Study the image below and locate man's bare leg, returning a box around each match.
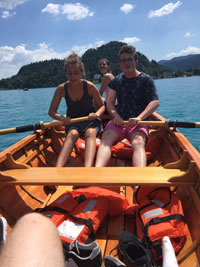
[131,132,147,167]
[95,129,119,167]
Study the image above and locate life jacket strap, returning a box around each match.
[35,205,95,235]
[143,214,186,257]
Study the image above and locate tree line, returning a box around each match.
[0,41,199,90]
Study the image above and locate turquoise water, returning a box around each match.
[0,76,200,152]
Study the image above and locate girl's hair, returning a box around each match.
[64,52,85,75]
[98,58,111,73]
[118,45,138,60]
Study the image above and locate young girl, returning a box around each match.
[49,53,105,167]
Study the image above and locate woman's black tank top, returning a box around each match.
[64,80,95,119]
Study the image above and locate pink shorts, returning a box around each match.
[105,119,149,143]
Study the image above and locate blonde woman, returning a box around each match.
[49,53,105,167]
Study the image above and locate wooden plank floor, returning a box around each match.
[95,185,135,264]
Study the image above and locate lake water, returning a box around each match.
[0,76,200,153]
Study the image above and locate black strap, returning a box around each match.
[143,214,186,256]
[138,202,154,233]
[144,214,186,236]
[148,187,172,208]
[35,205,95,235]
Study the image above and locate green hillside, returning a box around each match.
[158,54,200,72]
[0,41,168,90]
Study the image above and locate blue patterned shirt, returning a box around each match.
[108,72,159,120]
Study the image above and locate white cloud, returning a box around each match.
[70,40,104,55]
[1,10,16,18]
[165,46,200,59]
[0,0,26,10]
[61,3,94,20]
[184,32,194,38]
[41,3,60,15]
[149,1,182,18]
[121,37,140,45]
[184,32,191,38]
[120,4,134,14]
[42,3,94,20]
[0,41,105,79]
[95,40,105,47]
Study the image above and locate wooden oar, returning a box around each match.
[124,120,200,128]
[0,118,200,136]
[0,116,90,136]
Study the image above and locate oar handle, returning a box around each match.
[123,120,166,127]
[43,114,112,129]
[43,116,90,129]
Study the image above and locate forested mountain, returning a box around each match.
[0,59,66,90]
[158,54,200,72]
[82,41,167,80]
[0,41,168,90]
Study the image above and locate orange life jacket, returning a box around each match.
[135,186,188,262]
[75,136,162,161]
[75,138,101,159]
[36,186,129,244]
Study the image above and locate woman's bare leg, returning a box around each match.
[84,128,98,167]
[56,129,79,167]
[0,213,65,267]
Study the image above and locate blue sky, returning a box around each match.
[0,0,199,79]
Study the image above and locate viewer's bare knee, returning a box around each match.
[17,213,53,230]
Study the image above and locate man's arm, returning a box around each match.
[128,100,160,125]
[137,99,160,120]
[107,89,123,126]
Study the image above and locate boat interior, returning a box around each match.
[0,112,200,266]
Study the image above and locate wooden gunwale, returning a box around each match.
[0,132,42,163]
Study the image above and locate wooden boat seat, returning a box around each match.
[0,162,197,186]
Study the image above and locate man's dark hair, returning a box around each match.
[118,45,138,60]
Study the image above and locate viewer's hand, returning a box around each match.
[113,114,123,126]
[88,113,98,120]
[128,117,141,126]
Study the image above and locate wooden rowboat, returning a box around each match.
[0,112,200,266]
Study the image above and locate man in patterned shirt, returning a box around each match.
[95,45,160,167]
